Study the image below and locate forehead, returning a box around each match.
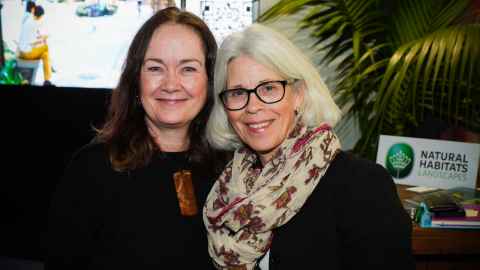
[227,55,282,86]
[145,23,205,59]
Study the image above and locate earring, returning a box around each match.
[294,108,299,115]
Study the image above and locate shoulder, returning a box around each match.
[26,17,36,27]
[326,151,390,182]
[70,142,107,163]
[320,151,400,207]
[211,149,234,175]
[193,149,233,179]
[318,150,411,229]
[52,144,111,209]
[200,150,233,181]
[64,142,112,176]
[55,143,125,204]
[24,15,34,24]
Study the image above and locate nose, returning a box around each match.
[162,70,180,92]
[245,92,264,114]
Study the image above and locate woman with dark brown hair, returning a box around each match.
[45,7,225,269]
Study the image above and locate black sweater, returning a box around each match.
[45,143,225,270]
[269,151,415,270]
[46,145,413,270]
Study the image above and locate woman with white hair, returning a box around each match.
[203,23,414,270]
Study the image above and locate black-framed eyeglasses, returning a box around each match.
[219,80,291,111]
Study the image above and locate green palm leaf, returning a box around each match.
[261,0,479,158]
[360,25,480,154]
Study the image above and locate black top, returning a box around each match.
[45,143,225,270]
[269,151,415,270]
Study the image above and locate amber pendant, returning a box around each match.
[173,170,198,216]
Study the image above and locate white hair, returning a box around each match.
[206,23,342,150]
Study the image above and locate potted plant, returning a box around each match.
[0,43,26,85]
[261,0,480,158]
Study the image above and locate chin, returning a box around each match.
[248,142,277,154]
[157,119,189,128]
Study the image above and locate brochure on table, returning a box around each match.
[376,135,480,189]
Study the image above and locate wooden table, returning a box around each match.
[396,185,480,270]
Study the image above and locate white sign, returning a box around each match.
[376,135,480,189]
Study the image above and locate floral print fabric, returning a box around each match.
[203,123,341,269]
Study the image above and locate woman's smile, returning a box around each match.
[245,120,274,134]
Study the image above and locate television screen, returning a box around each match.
[1,0,258,88]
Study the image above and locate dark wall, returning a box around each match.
[0,84,110,261]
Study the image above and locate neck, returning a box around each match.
[258,152,274,166]
[147,123,190,152]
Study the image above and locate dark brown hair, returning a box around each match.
[95,7,217,171]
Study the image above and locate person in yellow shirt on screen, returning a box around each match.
[18,5,54,86]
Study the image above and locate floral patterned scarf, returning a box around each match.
[203,122,341,269]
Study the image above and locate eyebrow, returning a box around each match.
[229,79,278,89]
[143,58,203,65]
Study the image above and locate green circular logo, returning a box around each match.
[385,143,414,179]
